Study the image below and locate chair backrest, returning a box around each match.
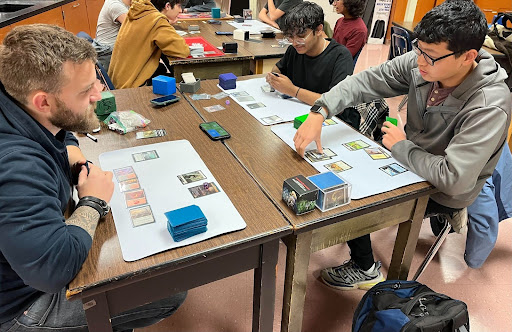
[215,0,231,15]
[323,20,333,39]
[353,47,363,66]
[508,118,512,152]
[388,26,412,60]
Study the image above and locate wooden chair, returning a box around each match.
[508,118,512,152]
[215,0,231,15]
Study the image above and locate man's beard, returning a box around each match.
[49,97,99,133]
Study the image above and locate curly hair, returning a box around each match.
[342,0,366,18]
[414,0,487,54]
[282,1,324,37]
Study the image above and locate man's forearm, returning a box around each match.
[66,206,100,239]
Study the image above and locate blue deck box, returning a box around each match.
[152,75,176,95]
[219,73,237,90]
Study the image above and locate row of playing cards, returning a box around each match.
[177,170,221,198]
[113,166,155,227]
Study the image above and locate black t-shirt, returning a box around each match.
[276,39,353,94]
[264,0,303,29]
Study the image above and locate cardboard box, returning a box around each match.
[368,0,392,44]
[233,29,249,41]
[308,172,351,212]
[282,175,318,215]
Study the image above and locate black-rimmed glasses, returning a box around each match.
[412,39,462,66]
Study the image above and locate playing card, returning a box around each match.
[188,182,220,198]
[135,129,167,139]
[132,150,159,162]
[324,160,352,173]
[230,91,249,97]
[119,178,141,192]
[212,92,229,99]
[204,105,226,113]
[191,93,210,100]
[305,149,334,162]
[323,119,338,126]
[364,147,391,160]
[236,96,256,102]
[178,170,206,184]
[129,206,155,227]
[343,140,370,151]
[380,163,407,176]
[261,115,283,125]
[247,102,266,109]
[124,189,147,207]
[113,166,137,182]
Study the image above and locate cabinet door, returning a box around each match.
[0,25,11,44]
[10,7,65,28]
[62,0,91,35]
[86,0,104,38]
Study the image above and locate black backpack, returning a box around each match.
[353,280,469,332]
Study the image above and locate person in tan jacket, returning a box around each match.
[109,0,190,88]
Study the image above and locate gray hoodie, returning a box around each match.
[316,50,511,209]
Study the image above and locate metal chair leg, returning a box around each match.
[412,218,452,281]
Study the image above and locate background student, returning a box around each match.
[266,1,353,107]
[109,0,190,89]
[258,0,303,29]
[332,0,368,59]
[182,0,215,13]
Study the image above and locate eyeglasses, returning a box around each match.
[283,30,313,45]
[412,39,462,66]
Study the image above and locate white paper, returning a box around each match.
[228,21,280,34]
[271,122,425,199]
[99,140,247,261]
[218,77,311,125]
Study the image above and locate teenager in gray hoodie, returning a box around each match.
[294,0,511,290]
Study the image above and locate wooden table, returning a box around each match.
[173,20,288,76]
[392,20,505,58]
[200,20,288,74]
[169,21,253,79]
[182,78,436,332]
[67,87,292,332]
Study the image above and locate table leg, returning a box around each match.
[280,232,313,332]
[252,239,280,332]
[83,292,113,332]
[388,195,429,280]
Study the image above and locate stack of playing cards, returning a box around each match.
[189,43,204,57]
[164,205,208,242]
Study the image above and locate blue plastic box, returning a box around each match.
[152,75,176,95]
[308,172,351,211]
[219,73,237,90]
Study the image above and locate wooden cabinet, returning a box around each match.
[10,7,65,28]
[62,0,91,35]
[85,0,104,38]
[0,25,11,43]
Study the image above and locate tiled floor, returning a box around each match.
[138,44,512,332]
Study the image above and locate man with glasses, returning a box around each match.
[266,2,353,108]
[294,0,510,290]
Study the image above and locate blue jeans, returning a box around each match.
[0,288,186,332]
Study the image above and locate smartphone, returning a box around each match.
[208,19,221,24]
[271,72,279,77]
[150,94,180,106]
[199,121,231,140]
[215,31,233,35]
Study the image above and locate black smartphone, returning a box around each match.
[150,94,180,106]
[215,31,233,35]
[199,121,231,140]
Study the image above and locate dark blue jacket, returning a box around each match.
[0,84,92,324]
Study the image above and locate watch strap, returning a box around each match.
[310,105,328,120]
[76,196,110,218]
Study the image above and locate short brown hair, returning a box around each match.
[0,24,97,105]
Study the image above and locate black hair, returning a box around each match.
[413,0,487,54]
[282,1,324,37]
[342,0,366,18]
[151,0,185,12]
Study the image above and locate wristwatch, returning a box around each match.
[76,196,110,218]
[310,105,328,119]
